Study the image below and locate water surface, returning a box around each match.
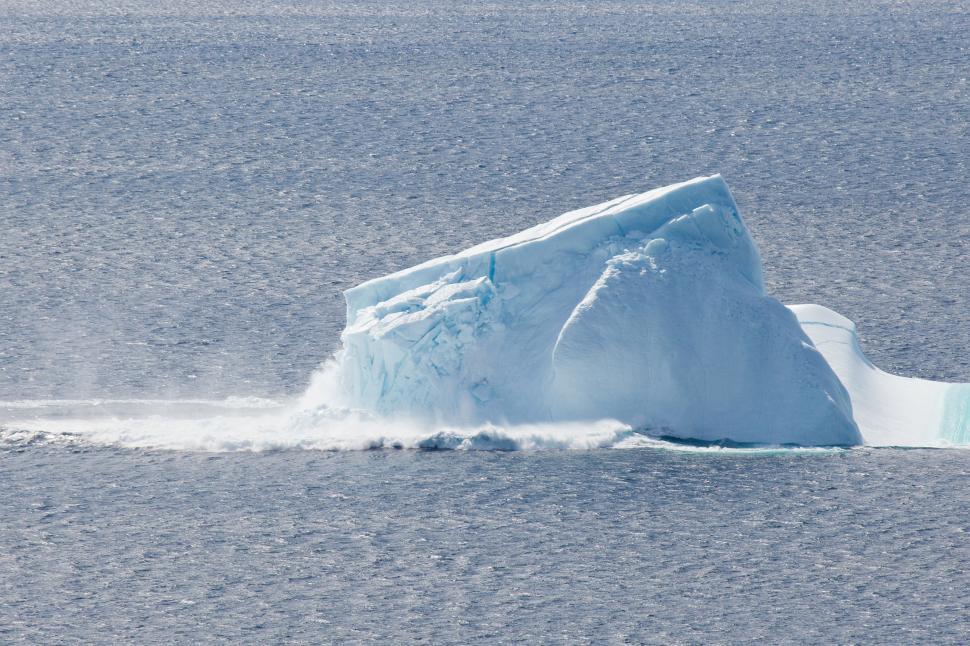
[2,1,969,642]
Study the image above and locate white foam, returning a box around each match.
[0,397,639,452]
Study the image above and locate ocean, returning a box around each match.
[2,1,968,642]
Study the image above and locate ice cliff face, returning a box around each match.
[334,175,862,446]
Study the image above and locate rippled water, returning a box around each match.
[4,446,970,643]
[2,0,969,642]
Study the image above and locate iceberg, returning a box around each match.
[329,175,863,446]
[5,177,963,453]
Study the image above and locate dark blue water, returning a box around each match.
[2,1,969,642]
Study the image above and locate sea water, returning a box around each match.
[2,1,969,642]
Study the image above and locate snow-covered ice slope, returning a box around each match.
[331,175,862,446]
[792,304,970,447]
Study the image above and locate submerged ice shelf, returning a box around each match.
[318,173,965,447]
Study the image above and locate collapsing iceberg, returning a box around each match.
[326,175,967,447]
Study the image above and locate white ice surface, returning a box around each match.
[792,304,970,447]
